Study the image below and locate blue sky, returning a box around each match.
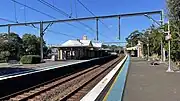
[0,0,166,46]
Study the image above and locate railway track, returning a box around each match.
[2,55,125,101]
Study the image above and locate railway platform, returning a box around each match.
[81,56,180,101]
[123,57,180,101]
[0,60,84,78]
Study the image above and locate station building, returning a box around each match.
[51,35,109,60]
[126,40,143,57]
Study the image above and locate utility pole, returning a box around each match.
[96,18,99,41]
[40,21,44,61]
[166,20,174,72]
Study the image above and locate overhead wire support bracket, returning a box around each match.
[43,22,53,33]
[31,24,38,28]
[144,14,161,26]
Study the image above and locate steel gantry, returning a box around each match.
[0,10,163,60]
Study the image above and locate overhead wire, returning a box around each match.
[70,0,73,18]
[28,25,78,38]
[37,0,71,18]
[39,0,95,31]
[75,0,78,18]
[76,0,114,40]
[0,18,17,23]
[10,0,111,40]
[11,0,56,19]
[13,1,18,23]
[0,1,77,39]
[36,0,84,32]
[24,0,27,23]
[11,0,92,38]
[37,0,97,36]
[77,0,111,30]
[38,0,111,40]
[47,29,78,38]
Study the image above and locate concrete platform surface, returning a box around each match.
[123,57,180,101]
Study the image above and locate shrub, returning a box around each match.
[20,55,41,64]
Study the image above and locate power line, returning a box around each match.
[28,25,78,38]
[10,0,112,40]
[47,29,78,38]
[0,2,78,39]
[24,0,27,22]
[70,0,73,17]
[13,1,18,23]
[37,0,110,40]
[37,0,97,35]
[39,0,94,31]
[11,0,56,19]
[0,18,17,23]
[77,0,111,30]
[76,0,113,40]
[37,0,71,18]
[11,0,93,37]
[75,0,78,18]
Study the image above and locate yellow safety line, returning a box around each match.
[103,65,124,101]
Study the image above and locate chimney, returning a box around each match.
[82,35,87,40]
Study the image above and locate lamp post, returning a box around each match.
[166,20,174,72]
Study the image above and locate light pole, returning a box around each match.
[166,20,174,72]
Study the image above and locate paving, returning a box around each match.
[123,57,180,101]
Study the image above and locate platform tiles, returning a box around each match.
[80,55,129,101]
[0,57,102,80]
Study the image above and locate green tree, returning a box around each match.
[167,0,180,20]
[22,34,41,55]
[148,28,164,55]
[167,0,180,62]
[126,30,143,47]
[0,33,23,61]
